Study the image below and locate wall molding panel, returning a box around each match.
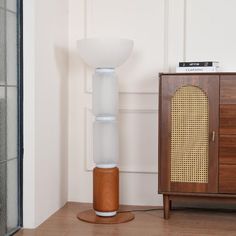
[184,0,236,71]
[167,0,185,72]
[69,0,236,205]
[83,0,169,94]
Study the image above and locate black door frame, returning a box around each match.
[17,0,23,231]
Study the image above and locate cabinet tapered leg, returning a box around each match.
[163,195,170,219]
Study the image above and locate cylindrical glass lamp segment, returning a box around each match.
[93,69,118,116]
[93,120,119,166]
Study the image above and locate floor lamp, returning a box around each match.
[77,38,134,224]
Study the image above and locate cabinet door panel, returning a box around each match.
[220,75,236,104]
[219,164,236,193]
[219,135,236,164]
[159,75,219,193]
[220,105,236,134]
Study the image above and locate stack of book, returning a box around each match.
[176,61,219,73]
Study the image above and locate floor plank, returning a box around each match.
[15,202,236,236]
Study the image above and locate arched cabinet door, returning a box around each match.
[159,75,219,193]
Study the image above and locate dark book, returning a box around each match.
[179,61,219,67]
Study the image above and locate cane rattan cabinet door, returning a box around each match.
[159,75,219,193]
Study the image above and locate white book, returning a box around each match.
[176,66,220,73]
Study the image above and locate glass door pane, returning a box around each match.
[0,163,7,236]
[7,159,18,232]
[0,0,22,235]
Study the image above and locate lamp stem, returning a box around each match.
[92,68,119,217]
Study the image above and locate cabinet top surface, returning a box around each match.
[160,72,236,76]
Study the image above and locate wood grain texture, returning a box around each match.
[170,183,208,193]
[220,105,236,134]
[219,135,236,164]
[219,164,236,193]
[162,192,236,198]
[93,167,119,212]
[158,77,163,193]
[15,202,236,236]
[220,75,236,104]
[163,195,170,219]
[158,76,171,192]
[168,194,236,204]
[160,72,236,76]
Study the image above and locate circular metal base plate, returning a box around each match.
[77,210,135,224]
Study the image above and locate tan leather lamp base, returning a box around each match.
[78,167,135,224]
[93,167,119,212]
[77,210,134,224]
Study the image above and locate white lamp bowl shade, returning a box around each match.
[93,120,119,167]
[77,38,134,68]
[93,69,118,116]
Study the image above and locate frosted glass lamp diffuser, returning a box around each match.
[93,120,118,168]
[77,37,133,220]
[92,68,118,168]
[93,69,118,116]
[77,37,133,168]
[77,38,133,68]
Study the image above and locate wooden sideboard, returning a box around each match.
[158,73,236,219]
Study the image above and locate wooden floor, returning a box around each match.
[15,202,236,236]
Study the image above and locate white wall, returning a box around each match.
[68,0,236,206]
[23,0,236,228]
[23,0,68,228]
[68,0,164,206]
[23,0,36,228]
